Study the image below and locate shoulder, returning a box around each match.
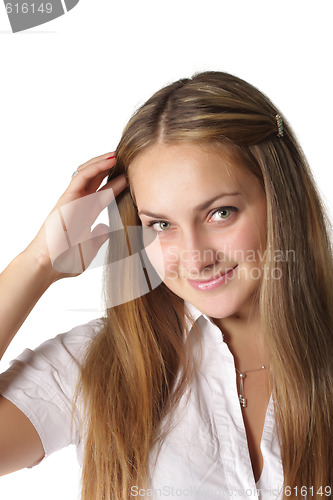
[31,317,105,368]
[13,317,105,371]
[0,318,105,404]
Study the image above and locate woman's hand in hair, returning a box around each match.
[27,153,127,281]
[0,154,126,358]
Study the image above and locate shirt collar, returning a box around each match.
[184,300,223,336]
[184,300,204,323]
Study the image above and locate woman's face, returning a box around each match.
[129,142,267,321]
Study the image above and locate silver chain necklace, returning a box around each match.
[235,365,267,408]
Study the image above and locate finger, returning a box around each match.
[98,174,128,198]
[72,154,116,181]
[69,156,117,192]
[82,168,127,198]
[77,152,116,171]
[73,154,116,177]
[83,169,113,194]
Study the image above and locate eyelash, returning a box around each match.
[146,206,239,232]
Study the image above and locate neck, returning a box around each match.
[212,306,269,372]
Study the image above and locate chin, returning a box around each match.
[185,286,258,321]
[178,290,237,318]
[196,303,238,320]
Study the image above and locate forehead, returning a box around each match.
[128,142,262,207]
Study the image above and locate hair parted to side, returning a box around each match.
[72,71,333,499]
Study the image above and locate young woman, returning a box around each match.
[0,71,332,500]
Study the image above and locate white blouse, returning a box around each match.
[0,303,284,499]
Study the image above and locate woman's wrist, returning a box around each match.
[22,237,63,287]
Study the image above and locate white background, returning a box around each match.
[0,1,332,498]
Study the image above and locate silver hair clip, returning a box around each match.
[276,114,284,138]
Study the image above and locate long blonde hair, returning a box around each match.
[73,71,333,499]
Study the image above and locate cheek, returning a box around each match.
[145,240,181,280]
[218,219,265,264]
[142,233,166,279]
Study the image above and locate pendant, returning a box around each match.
[238,372,247,408]
[239,394,247,408]
[236,365,266,409]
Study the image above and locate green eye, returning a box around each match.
[148,221,171,232]
[212,208,231,220]
[210,206,238,222]
[218,209,230,218]
[157,221,171,231]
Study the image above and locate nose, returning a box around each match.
[178,229,217,278]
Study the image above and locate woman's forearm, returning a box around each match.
[0,247,55,360]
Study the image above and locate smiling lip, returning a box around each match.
[186,266,238,291]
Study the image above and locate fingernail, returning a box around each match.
[106,156,115,160]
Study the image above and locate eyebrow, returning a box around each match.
[138,192,242,218]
